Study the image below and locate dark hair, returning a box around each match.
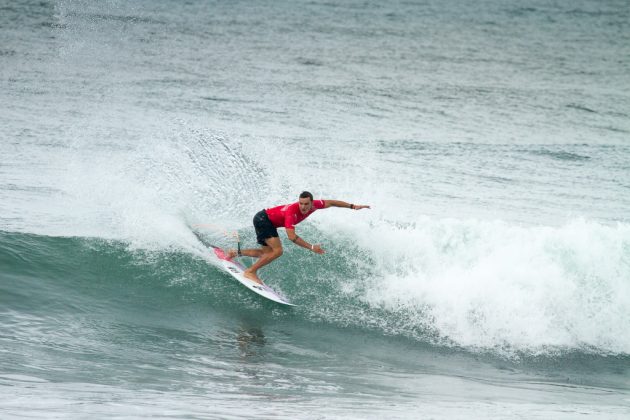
[299,191,313,201]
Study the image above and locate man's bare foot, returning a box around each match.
[225,249,238,259]
[243,270,263,285]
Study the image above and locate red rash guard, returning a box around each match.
[265,200,326,229]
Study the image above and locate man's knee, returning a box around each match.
[272,247,283,258]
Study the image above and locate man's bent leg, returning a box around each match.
[243,237,283,283]
[226,247,265,259]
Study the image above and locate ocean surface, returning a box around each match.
[2,0,630,418]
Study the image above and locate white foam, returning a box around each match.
[328,215,630,355]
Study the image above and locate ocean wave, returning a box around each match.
[2,212,629,359]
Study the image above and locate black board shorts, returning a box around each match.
[253,209,279,246]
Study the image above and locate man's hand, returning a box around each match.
[312,244,325,254]
[351,204,370,210]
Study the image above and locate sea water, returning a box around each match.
[1,0,629,418]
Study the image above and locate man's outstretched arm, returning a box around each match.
[323,200,370,210]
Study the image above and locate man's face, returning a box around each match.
[298,197,313,215]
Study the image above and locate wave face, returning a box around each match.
[2,215,629,359]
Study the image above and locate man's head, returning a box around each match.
[298,191,313,214]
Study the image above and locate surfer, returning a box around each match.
[226,191,370,284]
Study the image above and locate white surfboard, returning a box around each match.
[208,245,295,306]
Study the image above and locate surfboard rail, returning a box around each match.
[209,245,295,306]
[192,229,295,306]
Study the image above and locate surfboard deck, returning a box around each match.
[207,244,296,306]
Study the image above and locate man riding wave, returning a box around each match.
[226,191,370,284]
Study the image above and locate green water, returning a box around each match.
[1,231,629,418]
